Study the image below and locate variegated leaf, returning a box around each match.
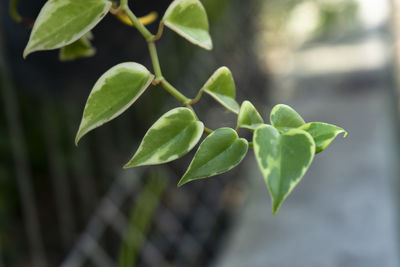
[162,0,212,50]
[178,128,248,186]
[253,125,315,214]
[237,100,264,130]
[299,122,347,153]
[76,62,154,144]
[124,108,204,168]
[270,104,305,131]
[24,0,111,57]
[201,67,240,113]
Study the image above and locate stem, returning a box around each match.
[120,5,191,105]
[10,0,22,23]
[159,78,191,105]
[153,23,164,41]
[190,89,204,104]
[204,127,213,135]
[148,42,162,78]
[120,0,128,9]
[121,6,154,42]
[120,5,212,134]
[9,0,34,27]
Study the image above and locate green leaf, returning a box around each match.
[299,122,347,153]
[253,125,315,214]
[237,101,264,130]
[59,32,96,61]
[76,62,154,144]
[270,104,305,131]
[24,0,111,58]
[162,0,212,50]
[178,128,248,186]
[124,108,204,168]
[201,67,240,113]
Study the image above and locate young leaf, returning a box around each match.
[59,32,96,61]
[299,122,347,153]
[270,104,305,131]
[178,128,248,186]
[117,11,158,27]
[237,100,264,130]
[24,0,111,58]
[124,108,204,168]
[253,125,315,214]
[162,0,212,50]
[201,67,240,113]
[75,62,154,144]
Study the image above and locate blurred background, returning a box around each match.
[0,0,399,266]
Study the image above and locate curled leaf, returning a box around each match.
[299,122,347,153]
[116,11,158,27]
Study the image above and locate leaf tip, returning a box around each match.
[272,201,282,215]
[23,39,39,59]
[23,47,31,59]
[75,126,86,146]
[177,178,188,187]
[123,159,138,169]
[74,133,82,147]
[204,40,213,50]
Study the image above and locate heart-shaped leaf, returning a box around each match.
[75,62,154,144]
[253,125,315,214]
[237,101,264,130]
[270,104,305,131]
[124,107,204,168]
[59,32,96,61]
[162,0,212,50]
[24,0,111,58]
[178,128,248,186]
[201,67,240,113]
[299,122,347,153]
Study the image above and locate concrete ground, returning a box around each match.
[213,15,400,267]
